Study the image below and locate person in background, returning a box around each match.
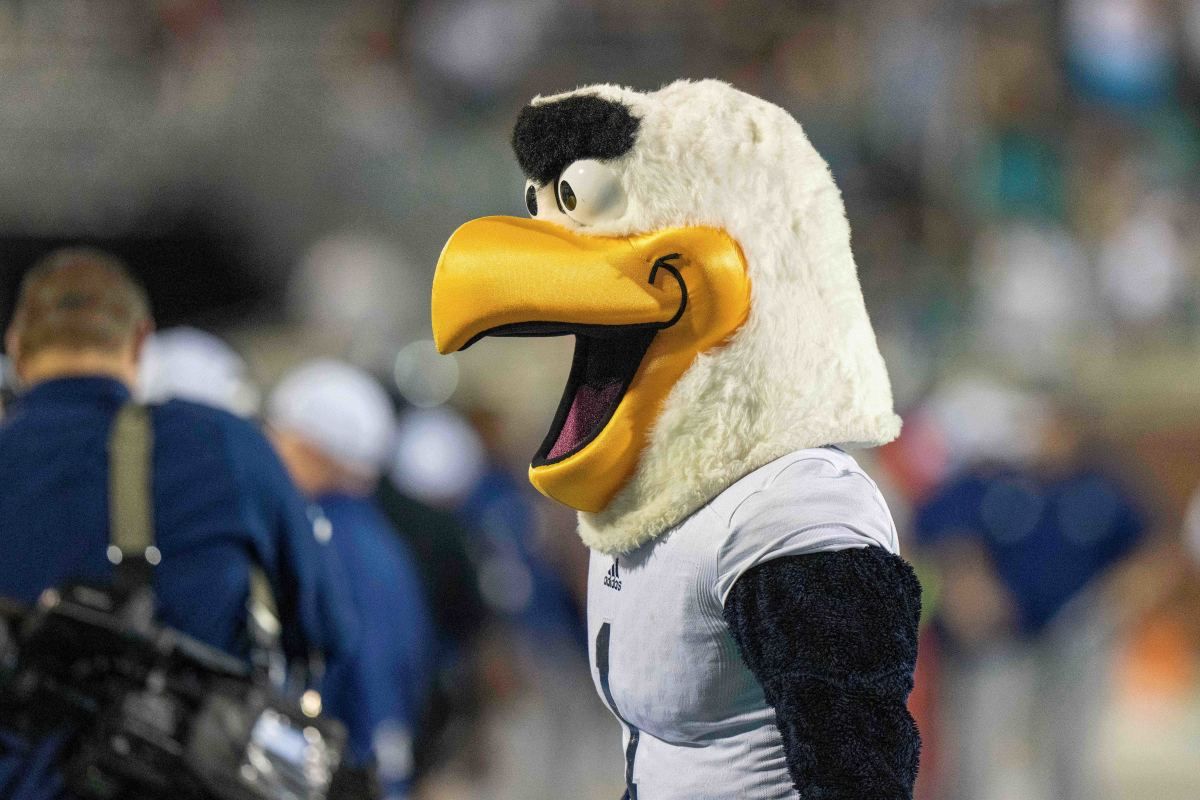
[138,326,261,417]
[268,359,435,800]
[457,407,587,657]
[0,249,357,800]
[441,407,616,800]
[379,406,489,779]
[914,402,1152,800]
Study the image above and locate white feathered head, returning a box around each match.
[432,79,899,554]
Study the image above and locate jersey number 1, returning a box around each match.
[596,622,639,800]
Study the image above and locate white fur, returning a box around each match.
[531,80,901,554]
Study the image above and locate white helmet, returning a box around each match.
[268,359,396,477]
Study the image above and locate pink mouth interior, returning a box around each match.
[547,380,624,460]
[532,328,656,466]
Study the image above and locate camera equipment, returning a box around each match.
[0,403,347,799]
[0,582,345,800]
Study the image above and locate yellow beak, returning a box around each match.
[432,216,750,512]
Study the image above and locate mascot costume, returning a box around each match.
[431,80,921,800]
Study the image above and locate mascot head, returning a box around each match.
[432,80,900,554]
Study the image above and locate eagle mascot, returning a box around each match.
[431,80,921,800]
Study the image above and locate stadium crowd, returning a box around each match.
[1,1,1200,799]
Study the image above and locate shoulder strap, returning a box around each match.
[107,402,157,594]
[249,566,280,635]
[107,401,283,655]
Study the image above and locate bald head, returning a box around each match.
[6,248,153,388]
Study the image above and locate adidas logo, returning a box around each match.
[603,559,622,591]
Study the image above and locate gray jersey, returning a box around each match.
[587,448,899,800]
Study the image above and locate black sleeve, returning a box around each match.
[722,547,922,800]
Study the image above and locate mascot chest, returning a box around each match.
[585,515,772,744]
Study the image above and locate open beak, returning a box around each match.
[432,216,750,512]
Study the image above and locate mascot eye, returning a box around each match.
[525,183,538,217]
[559,180,577,211]
[556,159,626,224]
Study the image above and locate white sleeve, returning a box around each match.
[714,454,899,606]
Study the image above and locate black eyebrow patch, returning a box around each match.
[511,94,641,186]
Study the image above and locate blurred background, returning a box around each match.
[1,1,1200,798]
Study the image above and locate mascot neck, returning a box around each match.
[577,287,900,555]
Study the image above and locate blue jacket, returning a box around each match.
[0,376,358,799]
[459,465,586,652]
[317,492,434,800]
[915,463,1146,637]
